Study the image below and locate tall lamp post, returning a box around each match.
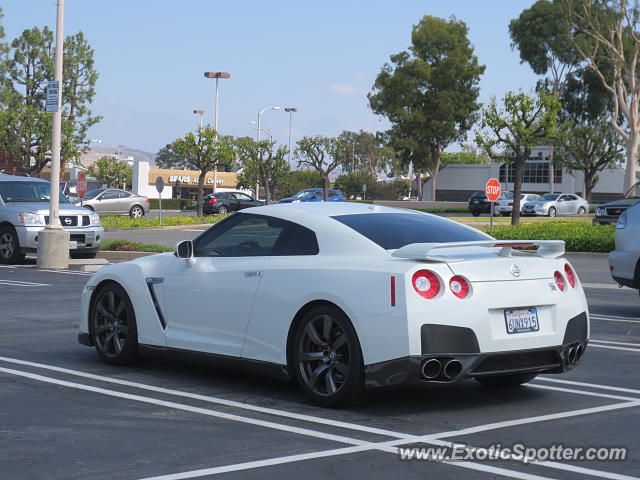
[284,107,297,163]
[193,109,204,131]
[38,0,68,269]
[255,106,280,197]
[204,71,230,193]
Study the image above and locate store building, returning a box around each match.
[423,146,633,203]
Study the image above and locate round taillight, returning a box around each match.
[449,276,470,299]
[564,263,575,288]
[554,271,566,292]
[412,270,440,299]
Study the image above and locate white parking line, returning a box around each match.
[536,377,640,396]
[582,283,626,290]
[591,339,640,348]
[590,314,640,324]
[528,383,640,402]
[589,343,640,353]
[0,279,50,287]
[0,265,91,276]
[1,356,639,480]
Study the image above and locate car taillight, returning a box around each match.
[412,270,440,299]
[343,196,347,201]
[208,198,218,204]
[449,276,470,299]
[564,263,576,288]
[145,199,150,204]
[554,271,566,292]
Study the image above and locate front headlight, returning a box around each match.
[596,208,606,217]
[90,213,101,225]
[18,212,44,226]
[292,199,301,203]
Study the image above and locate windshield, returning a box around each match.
[624,181,640,199]
[83,188,105,200]
[0,181,69,203]
[294,190,318,198]
[332,212,488,250]
[542,194,560,201]
[501,193,513,200]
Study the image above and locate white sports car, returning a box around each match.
[78,203,589,407]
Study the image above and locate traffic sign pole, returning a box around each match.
[485,178,502,236]
[155,176,165,226]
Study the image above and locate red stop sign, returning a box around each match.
[485,178,501,202]
[77,171,87,199]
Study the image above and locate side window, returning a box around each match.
[235,193,252,201]
[101,191,119,200]
[194,214,286,257]
[118,191,132,198]
[272,222,319,256]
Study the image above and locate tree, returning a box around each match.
[369,15,485,200]
[333,171,378,199]
[295,136,345,201]
[440,151,489,168]
[168,126,236,217]
[476,90,563,225]
[277,170,324,199]
[562,0,640,194]
[88,155,132,188]
[337,130,395,175]
[155,144,189,169]
[235,137,290,204]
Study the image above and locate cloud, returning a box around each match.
[329,83,364,95]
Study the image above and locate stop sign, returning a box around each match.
[77,171,87,199]
[485,178,501,202]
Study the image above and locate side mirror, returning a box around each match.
[176,240,194,259]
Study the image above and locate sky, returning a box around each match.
[2,0,540,156]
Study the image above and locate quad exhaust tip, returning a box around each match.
[443,359,463,379]
[421,358,442,379]
[575,344,584,363]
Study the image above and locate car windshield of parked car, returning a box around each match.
[624,181,640,198]
[332,213,488,250]
[541,194,560,201]
[502,193,513,200]
[83,189,104,200]
[293,190,318,199]
[0,181,69,203]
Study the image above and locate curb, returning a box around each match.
[98,251,158,262]
[104,224,211,232]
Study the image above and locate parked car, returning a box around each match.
[468,191,511,216]
[79,202,588,407]
[608,203,640,296]
[203,191,263,215]
[593,181,640,225]
[72,188,150,218]
[279,188,347,203]
[522,193,589,217]
[495,193,541,216]
[0,174,103,263]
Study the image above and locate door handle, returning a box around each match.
[244,271,263,278]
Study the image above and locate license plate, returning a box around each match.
[69,241,78,250]
[504,307,539,334]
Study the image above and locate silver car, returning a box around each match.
[0,174,104,263]
[73,188,150,218]
[609,203,640,296]
[522,193,590,217]
[494,193,540,216]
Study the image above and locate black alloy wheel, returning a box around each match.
[0,225,25,265]
[90,283,138,365]
[292,305,364,407]
[475,373,537,387]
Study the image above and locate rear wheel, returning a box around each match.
[291,305,364,407]
[217,205,228,215]
[548,207,557,217]
[90,283,138,365]
[475,373,537,387]
[578,206,586,215]
[0,225,25,265]
[130,205,144,218]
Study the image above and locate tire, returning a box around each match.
[89,283,139,366]
[475,373,537,387]
[578,207,586,215]
[129,205,144,218]
[471,211,481,217]
[503,212,511,217]
[548,207,557,217]
[217,205,228,215]
[0,225,26,265]
[291,305,364,407]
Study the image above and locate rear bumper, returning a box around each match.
[365,311,588,388]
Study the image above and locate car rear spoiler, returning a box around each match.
[391,240,565,262]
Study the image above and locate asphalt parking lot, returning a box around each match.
[1,254,639,480]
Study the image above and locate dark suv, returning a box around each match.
[468,191,491,216]
[593,181,640,225]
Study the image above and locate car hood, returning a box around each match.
[599,198,640,209]
[278,197,296,203]
[3,201,93,215]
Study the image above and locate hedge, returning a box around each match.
[100,240,173,253]
[149,198,193,210]
[480,222,615,253]
[100,214,227,229]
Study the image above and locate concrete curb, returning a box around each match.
[104,224,211,232]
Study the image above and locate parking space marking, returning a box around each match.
[537,377,640,397]
[528,383,640,402]
[0,265,92,276]
[590,314,640,324]
[588,343,640,353]
[2,356,639,480]
[582,283,625,290]
[591,339,640,348]
[0,279,50,287]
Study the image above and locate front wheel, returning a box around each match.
[291,305,364,407]
[475,373,537,387]
[0,225,25,265]
[130,205,144,218]
[578,207,586,215]
[90,283,138,365]
[548,207,557,217]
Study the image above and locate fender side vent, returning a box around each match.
[146,278,166,329]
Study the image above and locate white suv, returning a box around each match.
[0,174,103,264]
[608,202,640,296]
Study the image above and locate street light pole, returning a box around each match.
[38,0,69,269]
[204,72,230,193]
[284,107,297,164]
[193,109,204,131]
[256,106,281,197]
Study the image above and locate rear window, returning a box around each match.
[332,213,488,250]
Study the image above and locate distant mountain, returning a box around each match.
[79,145,157,168]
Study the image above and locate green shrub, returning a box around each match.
[480,222,615,253]
[149,198,193,210]
[100,240,173,253]
[100,214,227,229]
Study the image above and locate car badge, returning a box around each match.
[510,265,521,277]
[64,217,72,225]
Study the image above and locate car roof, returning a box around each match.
[0,174,48,183]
